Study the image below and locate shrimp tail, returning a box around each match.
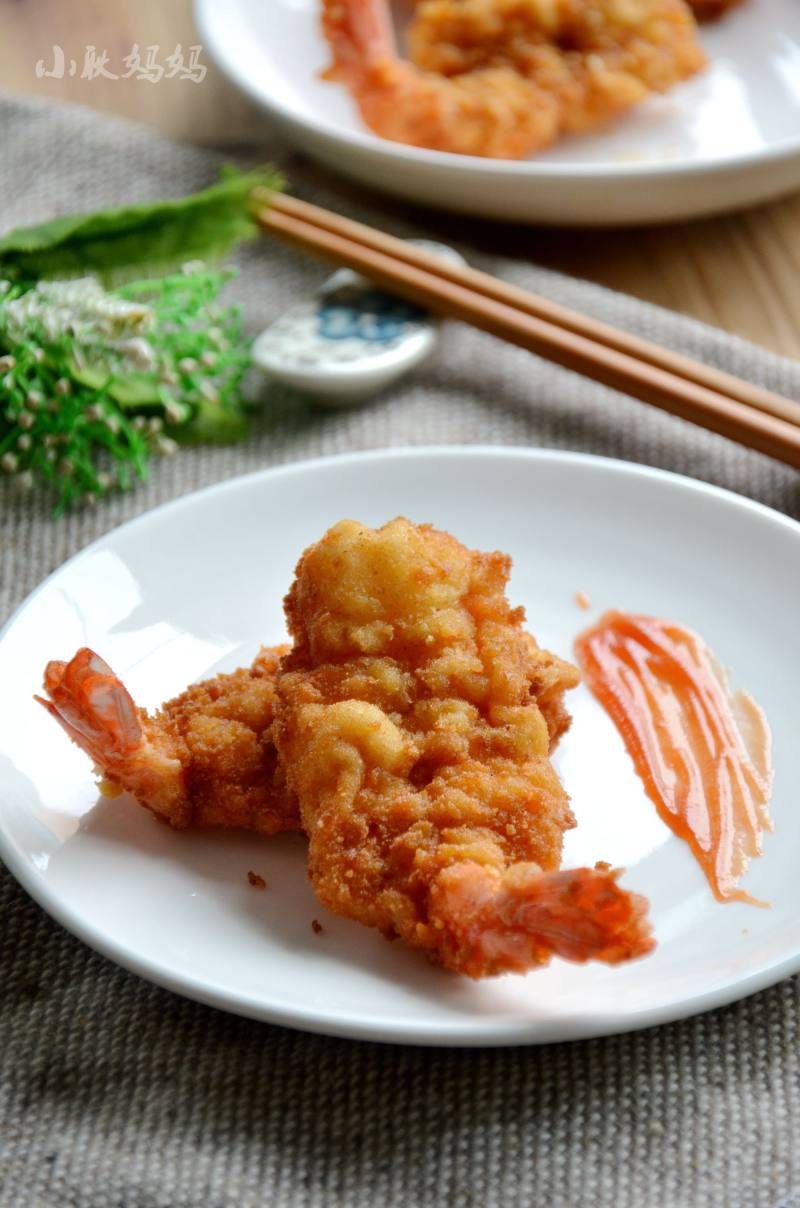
[430,861,654,978]
[36,648,144,765]
[37,648,188,825]
[321,0,395,80]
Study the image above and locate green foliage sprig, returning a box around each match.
[0,167,283,511]
[0,268,250,512]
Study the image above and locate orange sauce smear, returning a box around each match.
[574,611,773,905]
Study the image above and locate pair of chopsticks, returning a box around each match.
[254,193,800,470]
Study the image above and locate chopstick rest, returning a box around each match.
[251,240,466,405]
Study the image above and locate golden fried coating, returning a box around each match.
[147,646,297,833]
[40,646,299,835]
[409,0,707,136]
[275,518,652,976]
[523,631,579,748]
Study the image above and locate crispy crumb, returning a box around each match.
[311,919,324,935]
[575,592,591,611]
[247,870,267,890]
[98,776,123,799]
[595,860,612,872]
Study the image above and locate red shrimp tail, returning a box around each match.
[321,0,395,79]
[36,647,143,763]
[431,862,654,978]
[501,865,655,964]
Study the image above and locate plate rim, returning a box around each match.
[2,444,800,1047]
[195,0,800,182]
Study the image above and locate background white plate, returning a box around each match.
[1,447,799,1046]
[196,0,800,225]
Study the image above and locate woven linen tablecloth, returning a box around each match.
[1,95,799,1208]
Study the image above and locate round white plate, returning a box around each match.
[195,0,800,225]
[1,447,798,1046]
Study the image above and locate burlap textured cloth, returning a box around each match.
[1,95,799,1208]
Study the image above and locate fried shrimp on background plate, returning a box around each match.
[408,0,706,135]
[37,646,298,835]
[322,0,562,157]
[275,518,653,978]
[321,0,706,158]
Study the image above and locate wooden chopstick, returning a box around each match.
[253,197,800,470]
[271,194,800,431]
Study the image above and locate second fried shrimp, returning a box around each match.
[275,518,653,977]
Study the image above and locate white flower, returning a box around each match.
[0,278,155,353]
[198,379,219,403]
[164,400,185,425]
[115,337,157,372]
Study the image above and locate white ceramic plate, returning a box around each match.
[1,447,799,1046]
[195,0,800,225]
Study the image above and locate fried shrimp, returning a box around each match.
[37,646,298,834]
[322,0,561,156]
[321,0,705,157]
[409,0,707,136]
[39,632,575,839]
[275,518,653,977]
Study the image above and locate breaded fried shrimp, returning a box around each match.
[275,518,652,977]
[38,646,298,834]
[321,0,705,157]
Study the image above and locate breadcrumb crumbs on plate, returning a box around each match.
[247,870,267,890]
[575,591,591,611]
[311,919,324,935]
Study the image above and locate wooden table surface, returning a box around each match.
[2,0,799,359]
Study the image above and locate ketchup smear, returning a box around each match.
[574,611,773,905]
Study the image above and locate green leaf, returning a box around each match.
[0,166,283,285]
[170,402,248,445]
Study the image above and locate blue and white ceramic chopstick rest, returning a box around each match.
[251,240,466,405]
